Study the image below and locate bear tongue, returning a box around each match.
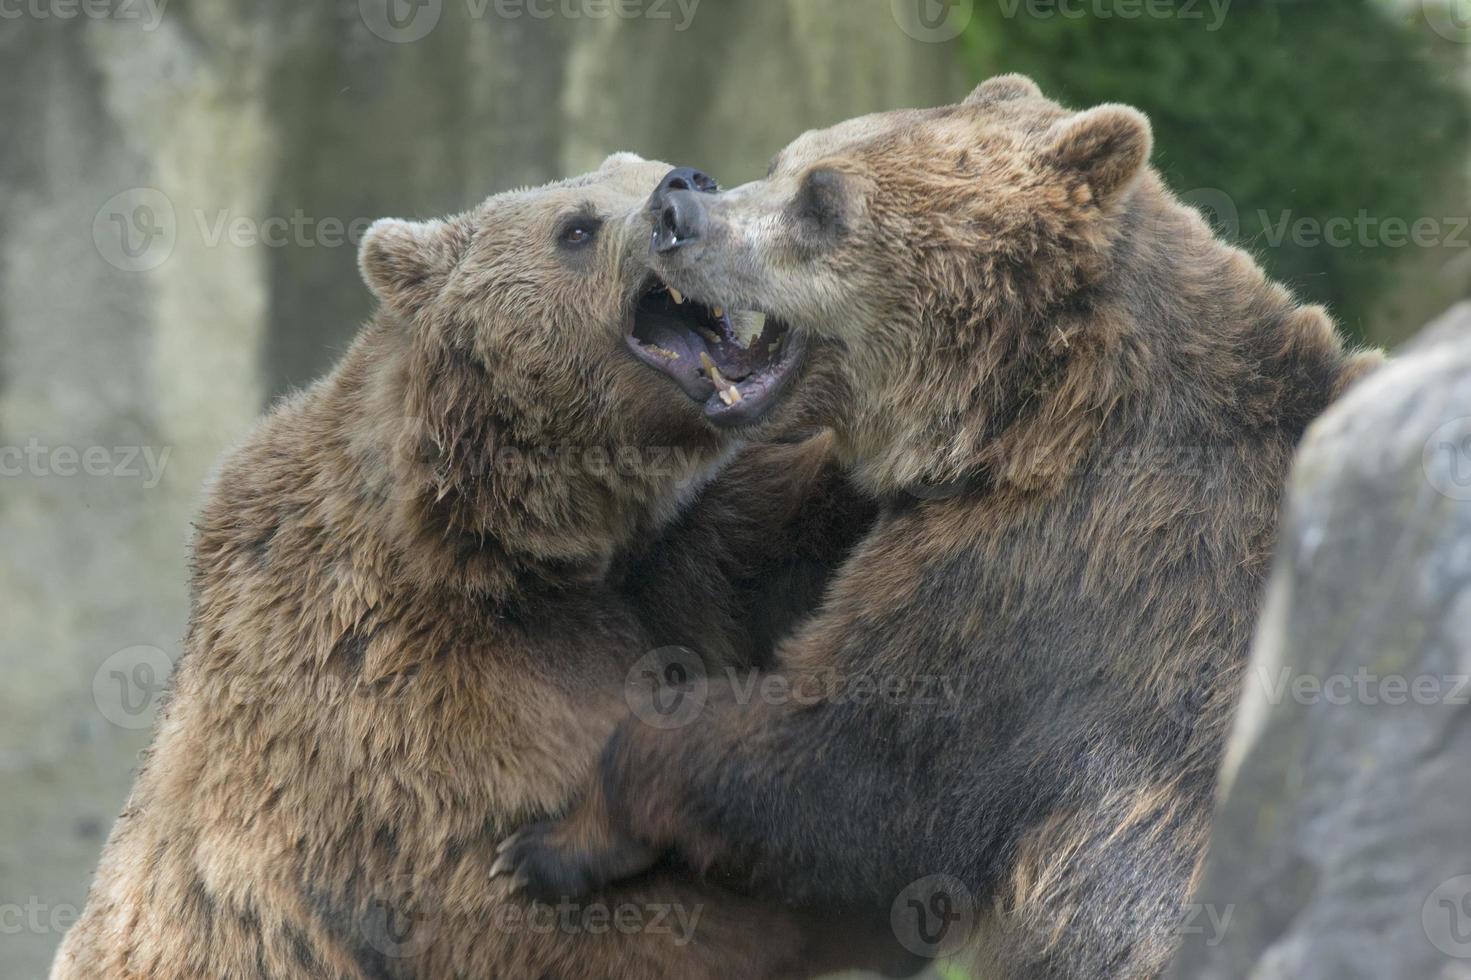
[634,317,718,399]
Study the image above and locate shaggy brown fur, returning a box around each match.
[51,155,887,979]
[494,78,1385,978]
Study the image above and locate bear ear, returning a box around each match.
[358,217,458,317]
[600,151,648,169]
[964,74,1042,106]
[1042,104,1153,204]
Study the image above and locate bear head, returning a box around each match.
[644,76,1160,496]
[355,153,798,594]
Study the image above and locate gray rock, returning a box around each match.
[1173,304,1471,980]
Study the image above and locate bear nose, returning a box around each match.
[656,167,719,197]
[650,167,718,254]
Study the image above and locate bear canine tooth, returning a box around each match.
[668,287,684,304]
[712,306,725,319]
[699,351,732,392]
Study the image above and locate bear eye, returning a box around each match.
[557,215,602,250]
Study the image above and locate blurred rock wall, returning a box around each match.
[0,3,963,975]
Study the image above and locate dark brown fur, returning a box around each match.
[51,155,887,979]
[495,79,1385,978]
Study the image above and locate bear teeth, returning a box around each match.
[698,352,726,387]
[668,286,684,304]
[699,352,743,405]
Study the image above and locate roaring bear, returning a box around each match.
[492,78,1384,977]
[51,154,891,979]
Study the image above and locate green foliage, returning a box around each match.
[962,0,1469,338]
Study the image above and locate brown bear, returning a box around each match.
[491,77,1385,978]
[50,154,888,979]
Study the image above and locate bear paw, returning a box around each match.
[490,821,660,904]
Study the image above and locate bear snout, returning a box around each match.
[649,166,717,254]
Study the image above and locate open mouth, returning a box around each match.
[624,278,803,427]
